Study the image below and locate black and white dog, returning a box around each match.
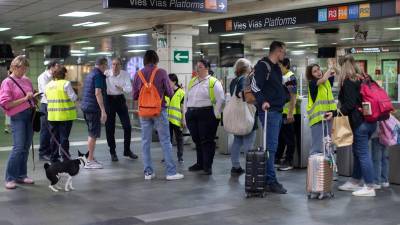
[44,151,88,192]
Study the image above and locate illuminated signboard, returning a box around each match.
[209,0,399,34]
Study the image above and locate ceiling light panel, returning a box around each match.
[0,28,11,32]
[196,42,217,46]
[83,22,110,27]
[59,11,101,17]
[13,36,32,39]
[122,33,147,37]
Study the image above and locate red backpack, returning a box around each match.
[360,76,393,122]
[137,68,162,118]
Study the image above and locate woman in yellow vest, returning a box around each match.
[165,73,185,163]
[45,67,77,162]
[306,64,337,155]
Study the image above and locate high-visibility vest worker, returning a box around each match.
[165,88,185,127]
[188,76,220,118]
[46,80,77,121]
[282,70,301,115]
[307,80,337,126]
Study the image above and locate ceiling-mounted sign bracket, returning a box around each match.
[103,0,227,13]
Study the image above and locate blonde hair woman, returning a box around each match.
[229,58,258,175]
[337,55,377,197]
[0,56,37,189]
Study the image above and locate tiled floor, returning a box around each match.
[0,139,399,225]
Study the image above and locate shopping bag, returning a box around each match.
[332,110,353,147]
[379,115,400,147]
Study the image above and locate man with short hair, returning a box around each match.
[252,41,289,194]
[105,58,138,162]
[37,60,60,161]
[276,58,299,171]
[81,57,108,169]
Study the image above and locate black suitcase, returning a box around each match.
[245,110,268,198]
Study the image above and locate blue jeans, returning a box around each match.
[371,138,389,184]
[310,120,332,155]
[352,122,377,185]
[139,109,177,176]
[5,109,33,182]
[258,110,282,185]
[230,131,256,168]
[39,103,51,157]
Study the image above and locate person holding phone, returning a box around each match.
[0,56,36,189]
[305,63,337,156]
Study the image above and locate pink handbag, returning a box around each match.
[379,115,400,147]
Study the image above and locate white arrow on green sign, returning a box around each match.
[174,51,189,63]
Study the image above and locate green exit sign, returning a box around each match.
[174,50,189,63]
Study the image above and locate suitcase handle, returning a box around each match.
[263,109,267,152]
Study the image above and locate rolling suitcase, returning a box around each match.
[306,119,336,200]
[245,110,268,198]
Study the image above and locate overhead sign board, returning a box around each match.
[209,0,399,34]
[174,50,189,63]
[103,0,227,13]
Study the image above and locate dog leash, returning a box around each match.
[45,123,72,161]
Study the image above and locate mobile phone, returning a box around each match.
[362,102,372,116]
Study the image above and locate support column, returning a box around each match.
[156,25,199,90]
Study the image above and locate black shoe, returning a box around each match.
[39,155,50,161]
[123,151,138,160]
[161,159,165,163]
[188,164,203,172]
[266,182,287,194]
[278,161,294,171]
[231,167,245,175]
[200,169,212,175]
[111,154,119,162]
[178,158,184,163]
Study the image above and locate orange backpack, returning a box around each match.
[137,68,162,118]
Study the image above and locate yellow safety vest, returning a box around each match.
[282,71,300,115]
[46,80,77,121]
[307,80,337,126]
[165,88,185,127]
[188,76,220,119]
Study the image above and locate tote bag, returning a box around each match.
[332,110,353,147]
[223,84,256,136]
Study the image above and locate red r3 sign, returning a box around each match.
[328,7,338,21]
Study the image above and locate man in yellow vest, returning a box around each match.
[276,58,299,171]
[45,67,77,162]
[165,73,185,162]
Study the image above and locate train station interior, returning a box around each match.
[0,0,400,224]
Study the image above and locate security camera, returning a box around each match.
[354,24,368,41]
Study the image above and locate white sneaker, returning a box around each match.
[166,173,184,181]
[381,182,390,188]
[371,184,381,190]
[84,160,103,169]
[352,186,376,197]
[144,173,155,180]
[338,181,361,191]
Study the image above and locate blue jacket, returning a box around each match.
[81,68,107,113]
[251,57,288,112]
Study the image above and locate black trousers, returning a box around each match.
[105,95,132,155]
[185,107,219,170]
[49,120,73,162]
[276,114,301,163]
[169,122,184,159]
